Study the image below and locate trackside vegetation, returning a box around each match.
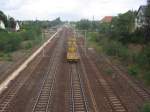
[76,1,150,111]
[75,1,150,87]
[0,16,62,61]
[0,23,42,60]
[141,102,150,112]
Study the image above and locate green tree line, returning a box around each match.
[0,13,62,60]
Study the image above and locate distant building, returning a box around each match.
[15,22,20,31]
[0,20,5,29]
[135,5,146,29]
[100,16,113,23]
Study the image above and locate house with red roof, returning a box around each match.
[100,16,113,23]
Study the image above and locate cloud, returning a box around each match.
[0,0,147,21]
[0,0,28,10]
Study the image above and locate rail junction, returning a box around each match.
[0,27,149,112]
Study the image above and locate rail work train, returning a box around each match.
[67,37,80,62]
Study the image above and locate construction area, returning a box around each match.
[0,27,149,112]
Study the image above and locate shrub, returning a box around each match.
[141,103,150,112]
[88,32,99,42]
[118,46,130,60]
[128,65,139,76]
[0,52,12,61]
[0,31,22,52]
[133,45,150,69]
[105,68,113,75]
[103,40,129,58]
[134,53,148,67]
[143,45,150,66]
[143,72,150,85]
[104,41,119,56]
[21,24,41,41]
[0,23,41,53]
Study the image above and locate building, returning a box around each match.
[135,5,146,29]
[100,16,113,23]
[0,20,5,29]
[15,22,20,31]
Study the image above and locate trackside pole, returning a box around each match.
[84,31,87,56]
[75,30,87,56]
[42,31,45,57]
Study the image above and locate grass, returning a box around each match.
[87,32,150,86]
[0,23,42,61]
[128,65,139,76]
[87,32,103,52]
[0,52,12,61]
[141,102,150,112]
[105,68,113,75]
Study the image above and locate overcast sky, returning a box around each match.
[0,0,147,21]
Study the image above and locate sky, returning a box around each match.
[0,0,147,21]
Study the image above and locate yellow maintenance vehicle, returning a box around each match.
[67,37,80,62]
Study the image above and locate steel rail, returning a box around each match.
[70,64,89,112]
[32,28,65,112]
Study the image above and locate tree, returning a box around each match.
[144,0,150,42]
[0,11,8,27]
[148,0,150,4]
[49,17,61,26]
[8,17,16,29]
[76,19,91,30]
[110,11,136,43]
[91,21,101,31]
[99,22,111,34]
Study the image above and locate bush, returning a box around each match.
[143,45,150,66]
[0,23,42,53]
[88,32,99,42]
[105,68,113,75]
[141,103,150,112]
[144,72,150,85]
[128,65,139,76]
[103,40,130,59]
[89,35,132,62]
[21,24,41,41]
[104,41,119,56]
[0,31,22,52]
[133,45,150,69]
[0,52,12,61]
[118,46,130,60]
[134,53,148,67]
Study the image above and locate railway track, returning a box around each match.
[32,29,65,112]
[31,50,58,112]
[0,56,42,112]
[101,54,150,101]
[69,64,89,112]
[114,64,150,101]
[83,40,149,111]
[1,28,148,112]
[77,37,127,112]
[0,31,59,112]
[87,56,127,112]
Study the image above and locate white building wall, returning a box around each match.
[0,20,5,29]
[15,22,20,31]
[135,6,146,29]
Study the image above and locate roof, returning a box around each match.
[137,5,146,14]
[100,16,113,23]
